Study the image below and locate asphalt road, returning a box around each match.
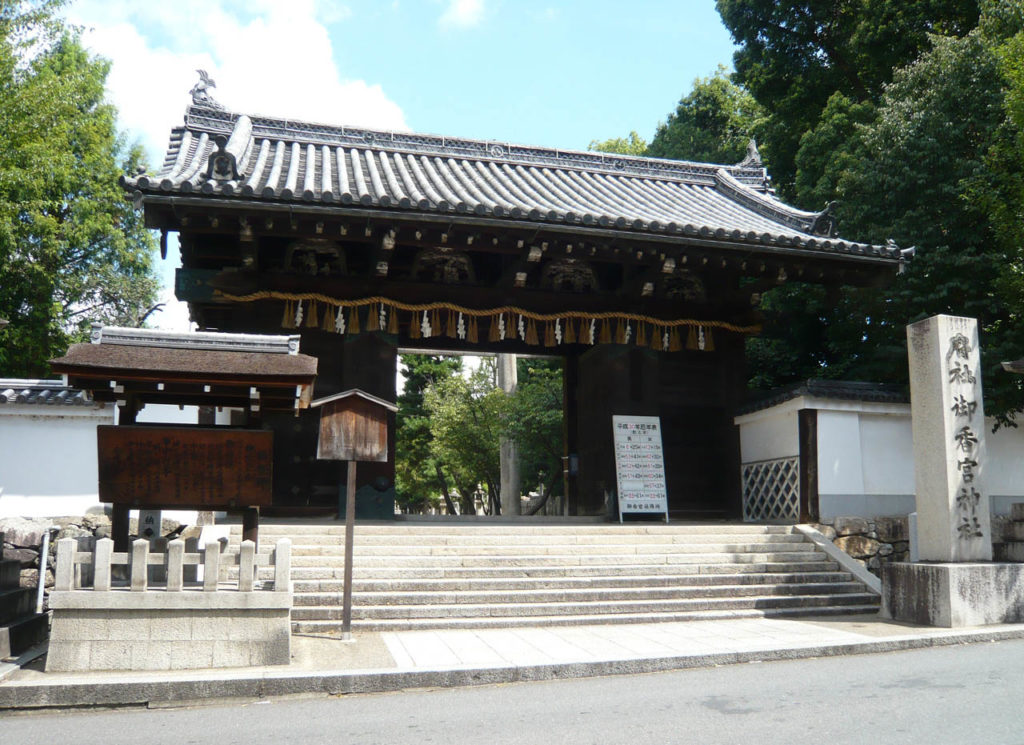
[4,639,1024,745]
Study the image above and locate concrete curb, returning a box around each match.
[4,625,1024,711]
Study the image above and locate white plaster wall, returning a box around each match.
[735,405,799,463]
[816,410,865,496]
[741,396,1024,520]
[0,406,114,518]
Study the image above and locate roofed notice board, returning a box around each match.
[612,415,669,523]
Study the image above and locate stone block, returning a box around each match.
[875,517,909,543]
[212,640,253,668]
[192,611,231,641]
[108,612,151,642]
[149,611,192,641]
[994,542,1024,562]
[0,517,49,549]
[881,561,1024,627]
[1012,503,1024,521]
[90,640,134,670]
[833,517,869,536]
[834,535,881,559]
[45,640,91,672]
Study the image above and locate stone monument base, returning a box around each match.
[881,562,1024,627]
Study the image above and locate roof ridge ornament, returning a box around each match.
[810,201,839,237]
[737,138,762,168]
[190,69,224,109]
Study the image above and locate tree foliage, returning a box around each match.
[716,0,979,197]
[587,131,647,156]
[395,354,462,512]
[646,66,765,165]
[0,0,159,376]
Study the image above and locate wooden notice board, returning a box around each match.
[97,425,273,508]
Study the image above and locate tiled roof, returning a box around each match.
[0,379,94,406]
[737,380,909,415]
[122,103,904,265]
[50,326,317,380]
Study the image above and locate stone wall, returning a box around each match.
[811,517,910,577]
[0,513,190,605]
[814,514,1019,577]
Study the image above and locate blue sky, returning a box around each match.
[65,0,738,329]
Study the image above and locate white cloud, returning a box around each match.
[64,1,407,332]
[439,0,484,30]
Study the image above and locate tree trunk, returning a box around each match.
[434,463,457,515]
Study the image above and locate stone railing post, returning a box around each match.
[203,539,220,592]
[130,538,149,591]
[238,539,255,592]
[54,537,75,591]
[94,538,113,591]
[167,539,185,592]
[273,538,291,593]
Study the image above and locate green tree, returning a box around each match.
[716,0,980,197]
[0,1,159,376]
[587,131,647,156]
[424,358,506,514]
[395,354,462,513]
[646,66,766,165]
[506,359,564,509]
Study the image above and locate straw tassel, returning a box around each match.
[651,325,663,351]
[348,306,361,334]
[446,310,457,338]
[544,322,555,347]
[365,303,381,332]
[468,316,479,343]
[686,326,698,350]
[281,301,295,329]
[703,327,715,352]
[668,327,682,352]
[614,320,626,345]
[488,314,501,342]
[387,305,399,334]
[408,310,422,339]
[321,304,335,332]
[636,322,647,348]
[304,301,319,328]
[525,318,539,345]
[430,309,442,337]
[599,319,612,344]
[564,317,577,344]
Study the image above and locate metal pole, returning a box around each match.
[342,459,357,640]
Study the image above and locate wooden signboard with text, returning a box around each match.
[97,425,273,508]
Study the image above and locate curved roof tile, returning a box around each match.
[122,103,903,264]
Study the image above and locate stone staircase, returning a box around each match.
[0,532,49,659]
[228,522,880,634]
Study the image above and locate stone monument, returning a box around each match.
[882,314,1024,626]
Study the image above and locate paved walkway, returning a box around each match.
[4,613,1024,710]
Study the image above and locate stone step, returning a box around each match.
[288,551,829,569]
[0,559,20,591]
[284,541,817,557]
[292,582,867,607]
[0,587,35,626]
[293,571,857,593]
[0,612,49,660]
[291,593,880,622]
[236,533,809,548]
[292,603,880,633]
[285,560,842,581]
[290,597,880,630]
[237,524,796,536]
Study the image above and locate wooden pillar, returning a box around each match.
[112,396,140,554]
[798,408,820,523]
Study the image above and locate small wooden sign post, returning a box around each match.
[310,389,397,640]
